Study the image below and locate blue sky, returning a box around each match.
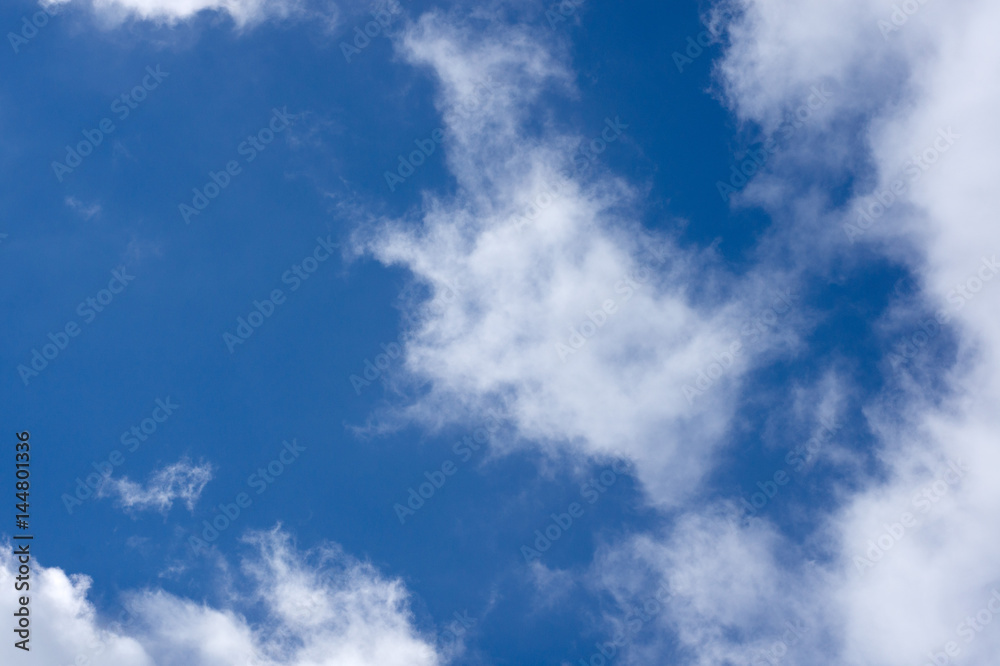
[2,0,999,665]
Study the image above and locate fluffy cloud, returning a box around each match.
[593,514,827,666]
[43,0,318,28]
[722,0,1000,659]
[0,527,440,665]
[355,14,804,506]
[584,0,1000,664]
[96,458,214,515]
[355,1,1000,664]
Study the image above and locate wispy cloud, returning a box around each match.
[97,458,214,515]
[352,13,802,507]
[64,196,101,219]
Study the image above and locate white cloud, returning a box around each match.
[720,0,1000,655]
[593,514,826,666]
[584,0,1000,664]
[358,2,1000,664]
[64,196,101,219]
[354,13,805,507]
[0,527,441,665]
[45,0,322,28]
[97,458,214,515]
[525,560,575,610]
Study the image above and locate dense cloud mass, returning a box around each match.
[589,0,1000,663]
[1,528,440,665]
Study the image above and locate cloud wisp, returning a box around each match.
[352,13,805,508]
[96,458,214,515]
